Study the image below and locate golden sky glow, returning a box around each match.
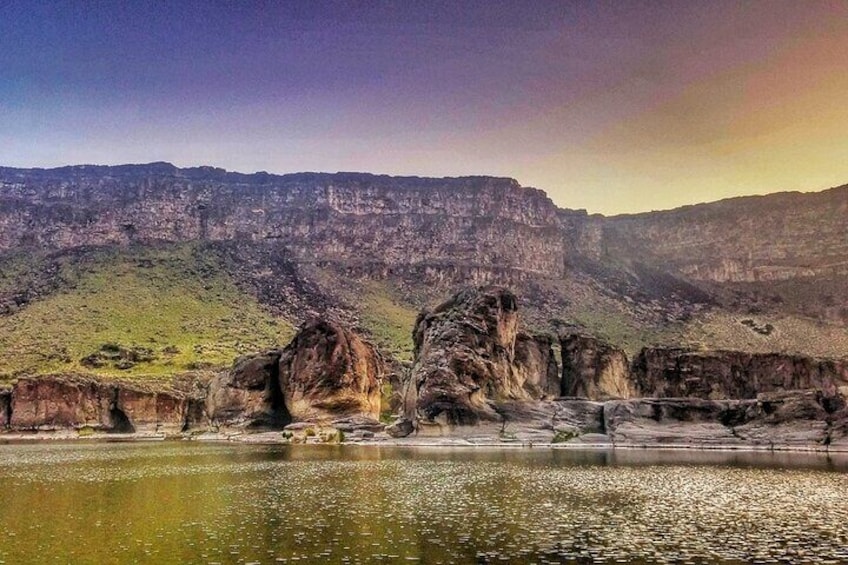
[2,1,847,214]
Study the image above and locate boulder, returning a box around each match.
[206,350,288,428]
[561,334,634,399]
[279,320,384,421]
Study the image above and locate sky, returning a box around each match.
[1,1,847,214]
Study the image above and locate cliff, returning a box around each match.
[561,334,848,401]
[0,164,564,277]
[589,185,848,283]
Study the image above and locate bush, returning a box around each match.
[552,430,578,444]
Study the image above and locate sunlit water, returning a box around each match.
[0,443,846,564]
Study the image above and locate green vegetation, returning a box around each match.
[552,429,578,443]
[355,281,419,361]
[0,244,296,380]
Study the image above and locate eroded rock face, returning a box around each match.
[0,165,565,278]
[561,334,634,399]
[7,375,191,433]
[602,391,842,447]
[403,286,561,432]
[10,376,114,430]
[115,388,191,434]
[279,320,384,421]
[559,335,848,401]
[632,348,848,399]
[206,350,288,428]
[514,333,561,399]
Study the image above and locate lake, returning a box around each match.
[0,442,846,564]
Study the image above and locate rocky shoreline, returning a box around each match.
[3,286,847,453]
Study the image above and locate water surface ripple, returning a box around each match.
[0,443,846,564]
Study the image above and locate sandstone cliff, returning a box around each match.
[0,164,564,277]
[7,375,196,434]
[632,348,848,400]
[561,334,633,399]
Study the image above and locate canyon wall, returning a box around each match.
[595,185,848,283]
[0,164,565,277]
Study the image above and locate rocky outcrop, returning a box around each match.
[7,375,192,433]
[561,334,634,399]
[402,286,561,433]
[3,320,384,434]
[279,320,384,422]
[559,335,848,401]
[206,350,288,428]
[602,390,846,448]
[632,348,848,399]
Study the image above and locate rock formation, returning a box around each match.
[401,286,560,432]
[514,333,561,399]
[0,387,10,429]
[561,334,634,399]
[559,335,848,401]
[0,164,564,278]
[278,320,384,422]
[206,350,288,428]
[631,348,848,400]
[602,390,845,448]
[7,375,192,433]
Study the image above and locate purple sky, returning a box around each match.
[2,1,847,214]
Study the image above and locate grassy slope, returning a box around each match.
[357,281,419,362]
[0,245,296,381]
[1,242,845,388]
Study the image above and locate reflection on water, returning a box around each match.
[0,443,846,564]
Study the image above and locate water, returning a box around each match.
[0,443,847,564]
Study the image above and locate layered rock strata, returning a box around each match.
[0,165,565,277]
